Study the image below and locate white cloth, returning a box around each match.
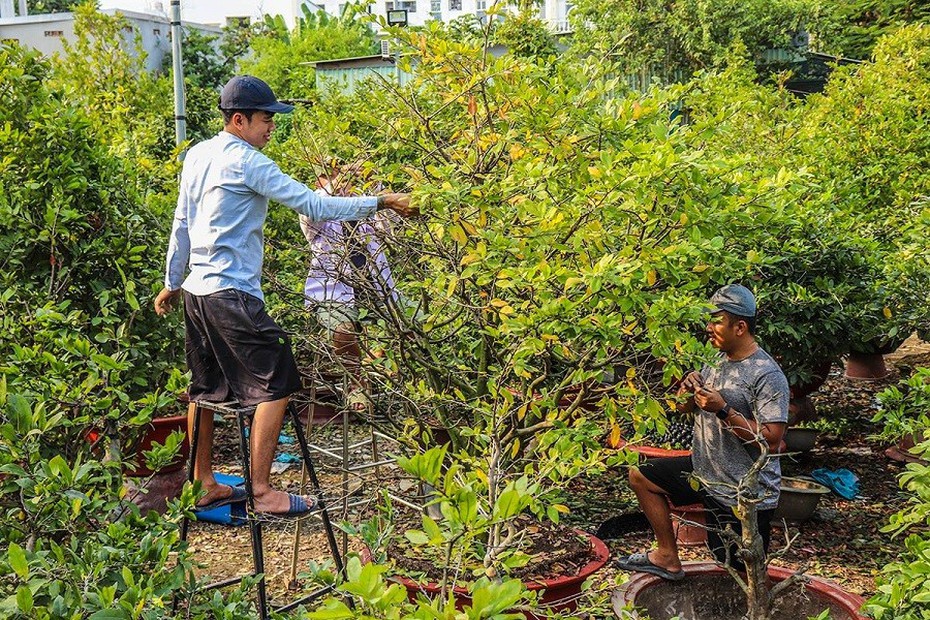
[164,132,378,301]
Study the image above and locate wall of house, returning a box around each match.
[0,9,220,73]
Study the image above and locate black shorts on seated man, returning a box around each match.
[615,284,789,581]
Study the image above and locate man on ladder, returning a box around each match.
[154,75,415,517]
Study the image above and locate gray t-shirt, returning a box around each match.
[692,348,789,510]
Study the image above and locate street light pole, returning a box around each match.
[170,0,187,154]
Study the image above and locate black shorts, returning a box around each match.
[638,455,775,569]
[184,289,302,407]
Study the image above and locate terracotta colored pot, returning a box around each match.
[885,431,930,465]
[363,531,609,619]
[668,501,707,547]
[611,438,692,459]
[844,352,889,381]
[125,414,190,477]
[612,561,867,619]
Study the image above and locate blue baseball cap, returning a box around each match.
[710,284,757,317]
[219,75,294,114]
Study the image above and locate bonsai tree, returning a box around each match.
[261,14,874,611]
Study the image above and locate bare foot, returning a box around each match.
[647,549,683,573]
[196,483,234,508]
[252,488,314,514]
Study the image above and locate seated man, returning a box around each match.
[299,161,400,412]
[615,284,789,580]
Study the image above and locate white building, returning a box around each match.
[95,0,328,30]
[316,0,572,31]
[0,7,222,72]
[92,0,573,33]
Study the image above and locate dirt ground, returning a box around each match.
[181,335,930,612]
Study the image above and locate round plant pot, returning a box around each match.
[611,438,692,460]
[783,427,820,453]
[612,561,867,619]
[884,431,930,465]
[844,352,889,381]
[773,477,830,523]
[668,501,707,547]
[126,414,190,477]
[364,531,609,619]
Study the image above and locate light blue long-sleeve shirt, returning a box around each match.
[164,131,377,301]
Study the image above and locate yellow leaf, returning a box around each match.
[679,213,688,225]
[883,307,893,319]
[632,101,642,120]
[509,144,525,160]
[448,224,467,244]
[608,424,622,448]
[693,264,709,273]
[646,269,657,286]
[510,438,521,458]
[626,367,637,379]
[587,166,602,178]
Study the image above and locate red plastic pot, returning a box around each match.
[126,414,190,477]
[362,530,609,619]
[610,437,692,459]
[612,561,867,619]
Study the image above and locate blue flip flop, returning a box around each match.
[194,484,247,512]
[255,493,318,521]
[614,552,686,581]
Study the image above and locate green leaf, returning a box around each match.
[8,543,28,580]
[15,586,32,614]
[89,610,130,620]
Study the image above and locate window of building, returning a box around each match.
[153,28,161,35]
[386,0,416,11]
[475,0,486,10]
[430,0,440,17]
[44,30,64,37]
[449,0,461,8]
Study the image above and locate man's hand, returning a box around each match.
[681,371,704,392]
[380,193,418,217]
[154,288,181,316]
[693,385,726,413]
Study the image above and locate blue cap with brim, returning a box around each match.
[710,284,756,317]
[219,75,294,114]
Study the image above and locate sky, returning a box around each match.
[98,0,315,27]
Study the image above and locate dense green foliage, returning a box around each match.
[1,1,930,616]
[567,0,827,77]
[827,0,930,59]
[867,367,930,618]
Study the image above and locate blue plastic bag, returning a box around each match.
[810,468,860,499]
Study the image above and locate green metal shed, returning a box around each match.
[308,54,415,97]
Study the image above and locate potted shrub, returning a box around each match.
[872,367,930,464]
[613,432,865,619]
[267,16,900,618]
